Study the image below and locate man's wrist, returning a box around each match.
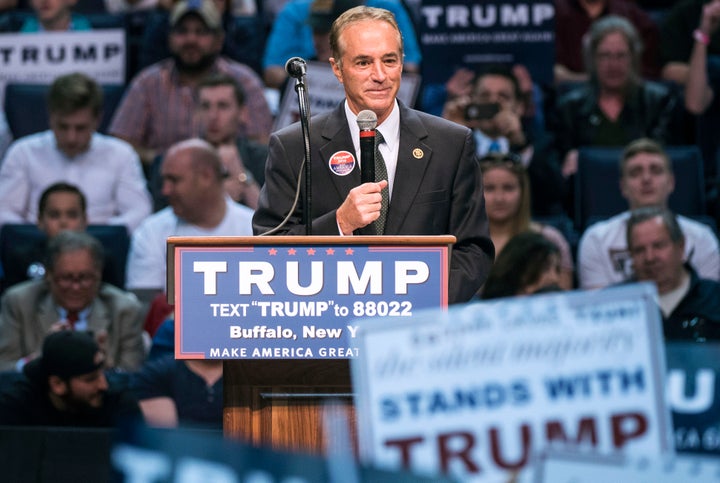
[694,29,711,46]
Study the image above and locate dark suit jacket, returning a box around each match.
[253,101,494,304]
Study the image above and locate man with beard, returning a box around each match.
[109,0,272,169]
[0,330,142,427]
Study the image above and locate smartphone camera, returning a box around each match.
[464,102,500,121]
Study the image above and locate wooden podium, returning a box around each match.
[167,235,454,455]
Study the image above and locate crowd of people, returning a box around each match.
[0,0,717,438]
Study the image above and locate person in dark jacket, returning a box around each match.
[627,206,720,341]
[552,15,678,179]
[0,330,142,427]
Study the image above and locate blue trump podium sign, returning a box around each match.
[168,236,453,360]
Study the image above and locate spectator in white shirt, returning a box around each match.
[126,138,254,292]
[578,138,720,288]
[0,72,152,232]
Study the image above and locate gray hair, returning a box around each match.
[626,206,684,250]
[45,231,105,273]
[583,15,642,88]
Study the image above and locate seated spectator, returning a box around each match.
[660,0,720,85]
[126,139,254,293]
[442,66,566,216]
[0,331,142,426]
[136,0,265,75]
[261,0,421,89]
[554,0,660,83]
[480,153,574,290]
[20,0,92,32]
[480,231,563,300]
[1,182,88,289]
[0,231,146,372]
[0,182,128,291]
[578,138,720,289]
[151,73,265,210]
[626,206,720,341]
[109,0,273,167]
[552,16,677,179]
[131,353,223,429]
[0,73,152,232]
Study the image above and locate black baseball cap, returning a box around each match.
[24,331,105,382]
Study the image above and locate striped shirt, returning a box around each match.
[109,57,272,153]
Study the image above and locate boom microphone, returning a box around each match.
[285,57,307,79]
[357,110,377,184]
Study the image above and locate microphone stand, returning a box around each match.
[293,73,313,235]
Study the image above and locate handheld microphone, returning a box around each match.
[285,57,307,79]
[357,110,377,184]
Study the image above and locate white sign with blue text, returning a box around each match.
[0,30,126,85]
[351,283,673,482]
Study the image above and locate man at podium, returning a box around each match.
[253,6,494,304]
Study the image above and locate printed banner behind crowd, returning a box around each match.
[0,30,126,85]
[351,283,673,482]
[416,0,555,85]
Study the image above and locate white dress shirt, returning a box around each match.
[0,130,152,232]
[345,100,400,200]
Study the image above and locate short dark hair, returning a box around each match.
[475,64,523,102]
[38,182,87,217]
[481,231,560,299]
[198,73,246,106]
[45,231,104,273]
[47,72,103,118]
[626,206,684,250]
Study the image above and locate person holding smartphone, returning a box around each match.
[442,65,566,217]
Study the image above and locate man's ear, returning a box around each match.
[48,375,68,396]
[330,58,343,84]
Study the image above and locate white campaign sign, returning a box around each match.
[274,61,421,131]
[0,30,126,85]
[351,283,673,482]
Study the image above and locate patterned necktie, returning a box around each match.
[374,131,389,234]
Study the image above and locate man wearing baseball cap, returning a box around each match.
[109,0,273,168]
[0,331,141,427]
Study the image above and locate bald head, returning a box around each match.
[165,138,226,182]
[161,138,228,226]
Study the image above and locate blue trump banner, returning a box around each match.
[666,342,720,456]
[111,425,457,482]
[169,236,451,360]
[416,0,555,85]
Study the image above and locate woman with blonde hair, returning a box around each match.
[480,153,574,290]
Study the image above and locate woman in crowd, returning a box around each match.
[480,153,574,290]
[481,231,563,300]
